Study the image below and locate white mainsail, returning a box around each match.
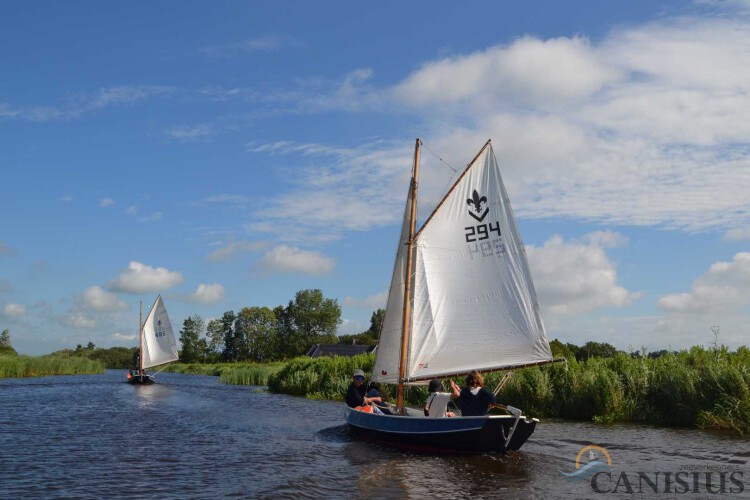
[140,295,179,370]
[371,183,414,384]
[373,141,552,384]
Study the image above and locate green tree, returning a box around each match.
[220,310,238,361]
[236,306,278,362]
[576,341,621,361]
[0,328,16,355]
[179,315,205,363]
[368,308,385,337]
[550,339,578,359]
[276,289,341,358]
[205,318,224,362]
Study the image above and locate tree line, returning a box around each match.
[178,289,383,363]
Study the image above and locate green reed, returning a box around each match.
[0,354,104,378]
[263,346,750,436]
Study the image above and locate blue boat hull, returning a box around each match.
[345,407,537,453]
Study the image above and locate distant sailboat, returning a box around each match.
[127,295,179,385]
[345,139,561,453]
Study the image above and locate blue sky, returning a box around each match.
[2,0,750,355]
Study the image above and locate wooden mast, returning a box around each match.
[138,300,143,375]
[396,138,420,413]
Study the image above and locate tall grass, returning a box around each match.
[165,361,286,386]
[0,354,104,378]
[265,347,750,436]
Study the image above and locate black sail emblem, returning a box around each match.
[467,189,489,222]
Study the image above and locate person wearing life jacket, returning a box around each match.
[345,369,382,408]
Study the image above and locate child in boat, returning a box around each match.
[424,379,460,417]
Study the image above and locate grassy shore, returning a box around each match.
[166,361,286,386]
[0,354,104,378]
[258,346,750,437]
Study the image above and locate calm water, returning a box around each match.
[1,370,748,499]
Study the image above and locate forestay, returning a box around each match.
[373,142,552,384]
[141,295,179,369]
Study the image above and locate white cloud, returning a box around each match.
[392,36,621,110]
[61,195,73,202]
[138,212,162,222]
[62,314,96,329]
[724,228,750,241]
[185,283,225,304]
[527,233,641,315]
[343,292,388,310]
[199,35,304,57]
[207,240,268,262]
[244,10,750,238]
[81,286,129,312]
[108,261,184,294]
[112,332,137,342]
[659,252,750,313]
[256,245,335,276]
[167,124,214,142]
[3,303,27,317]
[126,206,137,215]
[99,198,115,207]
[0,85,171,122]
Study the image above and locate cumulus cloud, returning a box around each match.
[184,283,225,304]
[256,245,335,275]
[724,228,750,241]
[207,240,268,262]
[99,198,115,207]
[343,292,388,310]
[108,261,184,294]
[81,286,129,312]
[62,314,96,329]
[659,252,750,313]
[112,332,138,342]
[527,233,641,315]
[392,37,621,110]
[3,303,27,317]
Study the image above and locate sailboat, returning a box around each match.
[127,295,179,385]
[345,139,560,453]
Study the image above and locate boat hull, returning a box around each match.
[126,374,155,385]
[345,407,536,453]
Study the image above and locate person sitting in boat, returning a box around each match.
[458,370,501,416]
[346,369,383,409]
[424,379,460,417]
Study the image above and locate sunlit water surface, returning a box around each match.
[1,371,748,498]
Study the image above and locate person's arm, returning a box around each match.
[449,379,460,398]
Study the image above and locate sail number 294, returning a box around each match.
[465,222,501,242]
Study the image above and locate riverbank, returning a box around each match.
[0,354,104,378]
[213,346,750,437]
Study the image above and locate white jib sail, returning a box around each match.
[371,183,414,384]
[406,144,552,381]
[141,295,179,369]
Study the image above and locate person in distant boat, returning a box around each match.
[458,370,505,416]
[424,379,460,417]
[346,369,382,408]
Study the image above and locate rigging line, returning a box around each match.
[420,142,457,174]
[420,142,459,199]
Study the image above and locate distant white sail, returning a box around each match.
[371,184,414,384]
[141,295,179,369]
